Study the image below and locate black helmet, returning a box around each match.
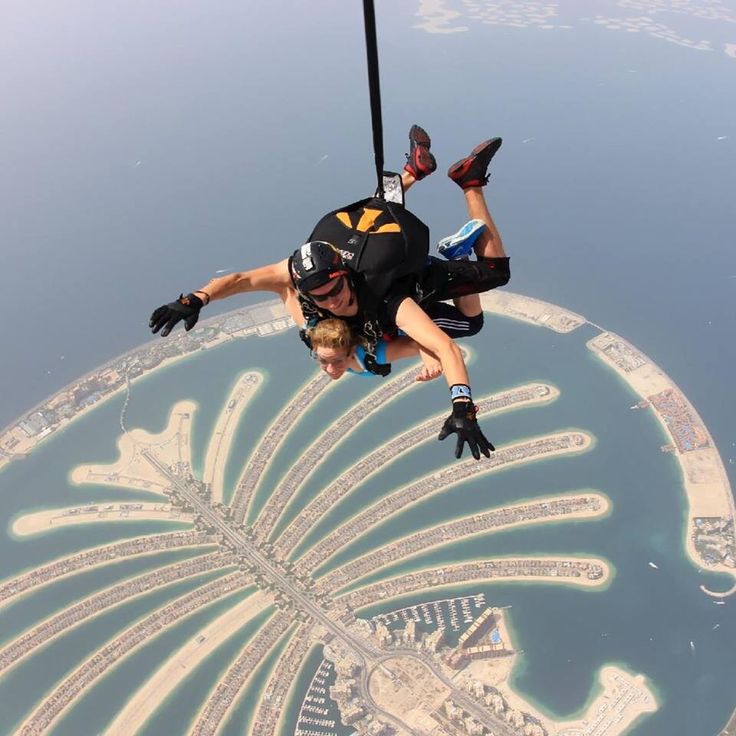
[289,241,347,293]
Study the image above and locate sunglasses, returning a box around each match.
[311,351,349,367]
[308,275,346,303]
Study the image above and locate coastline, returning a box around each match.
[0,291,585,475]
[105,589,270,736]
[587,331,736,580]
[504,663,658,736]
[324,492,611,594]
[201,371,263,504]
[69,399,199,495]
[462,614,657,736]
[0,300,292,475]
[11,502,193,537]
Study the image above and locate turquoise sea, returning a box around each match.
[1,313,734,735]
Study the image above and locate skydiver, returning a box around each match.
[149,127,509,460]
[306,317,443,382]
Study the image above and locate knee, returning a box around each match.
[466,312,484,337]
[479,256,511,287]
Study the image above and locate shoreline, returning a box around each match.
[105,589,269,736]
[281,382,561,560]
[69,399,198,495]
[11,502,193,537]
[460,613,658,736]
[0,291,585,474]
[0,300,292,475]
[505,663,658,736]
[587,331,735,580]
[305,430,595,574]
[347,556,613,612]
[201,371,264,504]
[326,492,610,593]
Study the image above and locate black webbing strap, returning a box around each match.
[362,0,385,198]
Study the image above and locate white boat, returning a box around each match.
[648,562,659,569]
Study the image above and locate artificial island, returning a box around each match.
[1,291,733,735]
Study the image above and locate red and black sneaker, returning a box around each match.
[403,124,437,181]
[448,137,502,190]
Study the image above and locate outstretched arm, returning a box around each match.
[149,259,294,337]
[394,297,493,460]
[195,259,293,303]
[393,297,469,387]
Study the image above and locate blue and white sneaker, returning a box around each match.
[437,219,486,260]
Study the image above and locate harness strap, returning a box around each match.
[362,0,385,199]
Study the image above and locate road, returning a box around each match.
[143,450,519,735]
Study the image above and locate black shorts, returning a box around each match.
[423,301,485,338]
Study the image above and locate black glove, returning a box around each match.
[149,293,203,337]
[438,400,495,460]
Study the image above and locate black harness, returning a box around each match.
[296,196,429,376]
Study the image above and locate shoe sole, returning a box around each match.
[405,148,437,180]
[409,124,432,150]
[447,137,502,185]
[438,219,486,259]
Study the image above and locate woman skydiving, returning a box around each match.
[149,126,510,460]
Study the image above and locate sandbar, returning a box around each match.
[202,371,263,504]
[70,399,198,495]
[105,589,271,736]
[588,332,735,578]
[480,291,586,333]
[12,502,192,537]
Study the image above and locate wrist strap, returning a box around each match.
[450,384,472,401]
[193,290,211,305]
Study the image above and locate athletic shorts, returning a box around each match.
[423,301,484,338]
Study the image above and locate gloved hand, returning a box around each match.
[149,293,203,337]
[438,399,495,460]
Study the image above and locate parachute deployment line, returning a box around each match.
[362,0,385,198]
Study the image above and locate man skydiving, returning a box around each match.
[149,127,510,460]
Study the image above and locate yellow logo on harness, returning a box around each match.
[336,207,401,234]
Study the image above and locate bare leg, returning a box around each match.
[450,186,505,317]
[464,187,506,258]
[401,171,417,192]
[452,293,481,317]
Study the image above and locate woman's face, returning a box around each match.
[314,345,351,380]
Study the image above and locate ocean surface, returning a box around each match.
[2,0,735,733]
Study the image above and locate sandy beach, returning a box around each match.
[480,291,587,333]
[202,371,263,504]
[105,589,271,736]
[12,502,192,536]
[70,399,198,494]
[588,332,735,578]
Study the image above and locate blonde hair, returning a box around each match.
[307,319,363,351]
